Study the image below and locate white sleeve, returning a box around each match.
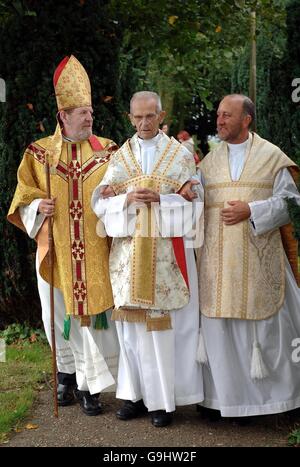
[156,194,203,237]
[154,172,204,246]
[19,199,46,239]
[91,185,136,237]
[249,168,300,235]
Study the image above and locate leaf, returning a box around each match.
[25,423,39,430]
[102,96,113,103]
[168,16,178,26]
[30,333,37,343]
[24,10,36,16]
[12,1,23,16]
[39,121,45,132]
[234,0,245,8]
[224,50,233,59]
[215,25,222,33]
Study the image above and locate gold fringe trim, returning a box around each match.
[78,315,91,327]
[112,308,147,323]
[146,314,172,332]
[112,308,172,331]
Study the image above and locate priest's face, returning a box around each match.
[60,106,93,141]
[217,96,250,144]
[129,98,166,140]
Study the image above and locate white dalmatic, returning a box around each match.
[201,138,300,417]
[92,132,204,412]
[19,201,119,394]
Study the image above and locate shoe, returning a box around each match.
[116,400,148,420]
[75,390,103,416]
[197,405,221,422]
[57,383,76,407]
[151,410,173,427]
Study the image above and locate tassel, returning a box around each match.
[250,341,269,380]
[62,315,71,341]
[94,312,109,330]
[196,327,209,365]
[250,321,269,380]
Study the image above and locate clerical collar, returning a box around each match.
[62,135,76,143]
[137,132,161,148]
[62,134,87,143]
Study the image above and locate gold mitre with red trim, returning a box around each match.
[48,56,92,168]
[54,55,91,111]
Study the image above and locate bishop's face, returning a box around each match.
[129,98,165,140]
[61,106,93,141]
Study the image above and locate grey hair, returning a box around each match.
[130,91,162,113]
[224,93,256,128]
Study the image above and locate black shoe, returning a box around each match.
[57,383,76,407]
[197,405,221,422]
[151,410,173,427]
[116,400,148,420]
[75,390,103,416]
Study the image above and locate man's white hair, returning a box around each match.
[130,91,162,113]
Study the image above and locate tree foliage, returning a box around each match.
[112,0,287,130]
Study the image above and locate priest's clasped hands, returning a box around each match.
[99,185,160,205]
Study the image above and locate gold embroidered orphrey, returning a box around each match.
[199,132,299,320]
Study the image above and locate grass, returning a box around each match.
[0,342,51,443]
[288,426,300,447]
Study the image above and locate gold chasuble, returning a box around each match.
[199,132,299,321]
[101,133,195,330]
[8,135,117,322]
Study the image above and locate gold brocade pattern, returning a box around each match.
[7,135,116,317]
[113,174,182,195]
[241,221,249,319]
[130,179,158,305]
[101,133,194,328]
[55,55,91,111]
[200,132,297,320]
[206,182,273,191]
[124,140,142,175]
[151,139,174,173]
[113,173,182,306]
[216,213,223,317]
[67,143,88,316]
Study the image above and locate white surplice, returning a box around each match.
[92,133,204,412]
[200,139,300,417]
[19,203,119,394]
